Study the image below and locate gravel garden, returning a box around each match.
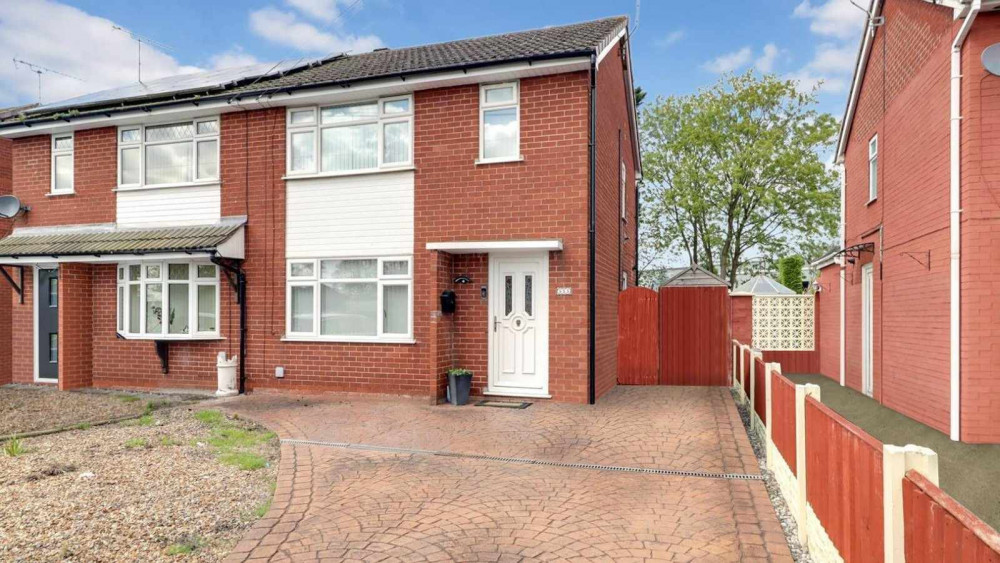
[0,386,279,562]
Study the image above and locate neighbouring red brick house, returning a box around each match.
[0,17,639,404]
[815,0,1000,443]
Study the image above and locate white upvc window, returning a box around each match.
[116,261,220,339]
[51,133,74,194]
[285,256,413,342]
[286,95,413,176]
[117,118,219,189]
[868,134,878,202]
[479,82,520,163]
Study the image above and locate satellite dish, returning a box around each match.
[982,43,1000,76]
[0,195,28,219]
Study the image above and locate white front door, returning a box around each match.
[488,252,549,397]
[861,263,874,397]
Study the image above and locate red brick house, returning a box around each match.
[815,0,1000,442]
[0,17,639,404]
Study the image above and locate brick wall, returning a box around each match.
[0,137,11,384]
[594,41,638,400]
[842,0,956,434]
[957,12,1000,443]
[58,264,92,390]
[817,265,841,383]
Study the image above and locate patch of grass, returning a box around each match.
[219,451,268,471]
[160,435,182,447]
[124,437,149,449]
[75,422,92,431]
[115,394,141,403]
[252,497,272,518]
[165,537,200,556]
[136,414,155,427]
[208,427,274,451]
[4,437,26,457]
[194,409,225,426]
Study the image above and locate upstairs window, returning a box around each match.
[51,134,73,194]
[286,95,413,176]
[479,82,520,162]
[118,118,219,188]
[868,134,878,201]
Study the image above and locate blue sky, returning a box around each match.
[1,0,867,117]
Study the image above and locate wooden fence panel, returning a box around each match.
[761,351,820,374]
[753,356,767,425]
[771,372,796,473]
[903,470,1000,563]
[617,288,659,385]
[805,397,884,562]
[659,286,731,386]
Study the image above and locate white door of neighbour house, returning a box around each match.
[861,263,874,397]
[487,252,549,398]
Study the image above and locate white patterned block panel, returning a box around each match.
[751,295,815,351]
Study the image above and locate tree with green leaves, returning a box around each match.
[634,86,646,108]
[639,71,840,286]
[778,255,806,293]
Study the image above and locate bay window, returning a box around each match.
[117,261,220,339]
[286,95,413,176]
[118,118,219,188]
[479,82,520,162]
[51,133,74,194]
[286,257,412,341]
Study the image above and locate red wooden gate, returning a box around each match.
[659,286,731,386]
[617,288,659,385]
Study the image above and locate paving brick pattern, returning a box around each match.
[221,386,792,562]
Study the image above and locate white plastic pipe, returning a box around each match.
[839,163,846,387]
[949,0,980,441]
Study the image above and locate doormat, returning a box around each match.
[474,400,531,409]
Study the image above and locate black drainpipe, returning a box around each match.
[588,54,597,405]
[211,256,247,394]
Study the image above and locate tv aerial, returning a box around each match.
[111,25,175,84]
[12,59,84,104]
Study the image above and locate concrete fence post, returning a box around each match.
[882,444,939,563]
[749,350,756,416]
[795,383,821,544]
[738,345,747,403]
[764,362,779,465]
[732,340,739,388]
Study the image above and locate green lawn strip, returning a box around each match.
[193,409,274,472]
[788,374,1000,532]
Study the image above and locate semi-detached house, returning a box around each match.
[813,0,1000,443]
[0,17,639,404]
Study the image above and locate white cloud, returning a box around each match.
[809,42,857,74]
[285,0,360,24]
[755,43,780,73]
[702,46,753,74]
[209,47,261,70]
[655,29,685,48]
[793,0,867,40]
[249,6,382,54]
[0,0,204,107]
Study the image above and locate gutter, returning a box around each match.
[588,53,598,405]
[949,0,980,441]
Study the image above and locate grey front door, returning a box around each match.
[37,268,58,380]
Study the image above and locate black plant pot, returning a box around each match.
[447,372,473,406]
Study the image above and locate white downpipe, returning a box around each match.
[949,1,980,441]
[839,163,847,387]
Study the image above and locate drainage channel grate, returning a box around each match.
[281,439,763,481]
[474,400,532,409]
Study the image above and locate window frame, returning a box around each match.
[116,260,221,340]
[284,256,414,343]
[50,133,74,195]
[117,118,220,190]
[478,81,521,164]
[285,95,414,177]
[868,134,878,202]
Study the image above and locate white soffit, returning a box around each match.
[426,240,563,254]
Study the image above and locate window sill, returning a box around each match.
[475,155,524,166]
[283,166,415,181]
[114,180,220,193]
[46,191,75,198]
[116,333,225,341]
[281,335,416,345]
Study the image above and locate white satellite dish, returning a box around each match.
[0,195,28,219]
[982,43,1000,76]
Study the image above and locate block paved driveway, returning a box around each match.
[219,386,792,562]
